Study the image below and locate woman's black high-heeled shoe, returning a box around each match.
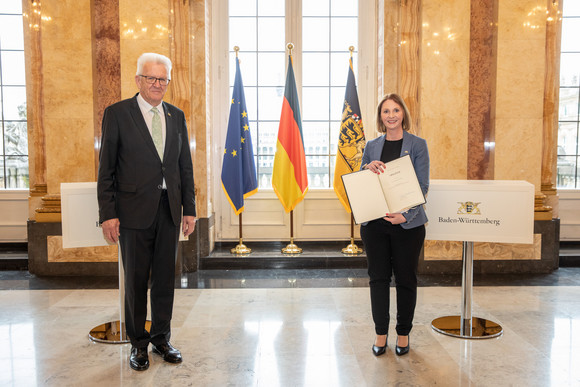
[395,336,410,356]
[372,344,387,356]
[372,336,387,356]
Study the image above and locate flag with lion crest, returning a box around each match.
[333,56,366,212]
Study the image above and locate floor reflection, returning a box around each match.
[551,317,580,385]
[0,323,36,386]
[245,320,283,386]
[303,321,341,386]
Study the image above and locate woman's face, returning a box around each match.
[380,99,404,132]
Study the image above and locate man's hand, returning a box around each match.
[182,216,196,237]
[101,218,120,244]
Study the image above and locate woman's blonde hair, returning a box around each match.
[375,93,412,133]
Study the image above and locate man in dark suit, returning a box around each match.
[97,52,196,371]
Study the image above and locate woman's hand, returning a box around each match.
[365,160,386,174]
[383,213,406,225]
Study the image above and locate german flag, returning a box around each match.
[272,55,308,212]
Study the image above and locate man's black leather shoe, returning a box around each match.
[152,342,182,363]
[129,347,149,371]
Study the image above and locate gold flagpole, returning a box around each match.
[339,46,362,256]
[282,210,302,254]
[279,42,302,255]
[228,45,251,256]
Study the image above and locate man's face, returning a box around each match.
[135,62,168,106]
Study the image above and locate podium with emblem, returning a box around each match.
[425,180,534,339]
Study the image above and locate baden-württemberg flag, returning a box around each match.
[333,56,366,212]
[272,55,308,212]
[221,57,258,215]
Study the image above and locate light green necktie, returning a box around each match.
[151,107,163,158]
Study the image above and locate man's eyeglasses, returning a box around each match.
[139,75,170,86]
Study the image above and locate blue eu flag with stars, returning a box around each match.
[221,57,258,215]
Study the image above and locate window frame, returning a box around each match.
[211,0,377,241]
[557,12,580,189]
[0,5,29,190]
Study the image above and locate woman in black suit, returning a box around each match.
[360,93,430,356]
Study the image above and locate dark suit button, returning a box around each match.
[162,167,166,172]
[157,184,162,189]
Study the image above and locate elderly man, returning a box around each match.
[97,53,196,371]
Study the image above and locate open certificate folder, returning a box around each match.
[341,155,426,224]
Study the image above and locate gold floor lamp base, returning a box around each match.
[431,316,503,339]
[88,320,152,344]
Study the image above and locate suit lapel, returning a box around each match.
[400,131,412,158]
[372,135,385,160]
[162,102,174,162]
[129,95,163,161]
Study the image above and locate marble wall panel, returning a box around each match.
[47,236,117,262]
[495,42,545,120]
[421,0,470,179]
[495,118,543,187]
[39,0,92,40]
[494,0,547,193]
[45,118,96,192]
[498,0,548,41]
[423,115,468,178]
[41,1,95,193]
[119,0,171,100]
[424,234,541,261]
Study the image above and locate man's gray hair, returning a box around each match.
[136,53,172,80]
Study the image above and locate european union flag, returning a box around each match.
[221,57,258,215]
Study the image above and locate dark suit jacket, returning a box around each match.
[360,130,429,229]
[97,94,196,229]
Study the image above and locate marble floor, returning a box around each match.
[1,269,580,386]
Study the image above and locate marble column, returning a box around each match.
[380,0,401,98]
[467,0,498,180]
[400,0,422,136]
[168,0,213,262]
[169,0,192,120]
[539,0,563,219]
[23,0,48,220]
[90,0,121,177]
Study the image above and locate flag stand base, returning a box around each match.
[282,239,302,254]
[231,238,251,255]
[282,243,302,254]
[342,241,363,255]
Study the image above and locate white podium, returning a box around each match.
[425,180,534,339]
[61,182,151,344]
